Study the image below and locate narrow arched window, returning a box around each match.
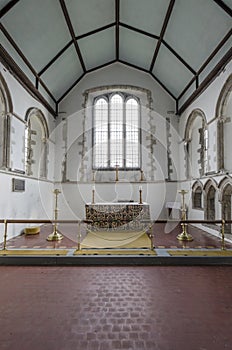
[193,186,202,209]
[25,109,49,178]
[93,93,140,169]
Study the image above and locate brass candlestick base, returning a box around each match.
[115,164,119,182]
[177,223,193,241]
[47,231,63,241]
[139,189,143,204]
[47,189,63,241]
[177,189,193,242]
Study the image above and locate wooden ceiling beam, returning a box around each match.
[1,23,56,103]
[178,48,232,115]
[150,0,175,71]
[0,0,20,18]
[115,0,120,60]
[213,0,232,17]
[198,28,232,75]
[162,40,196,75]
[59,0,86,72]
[57,73,85,103]
[0,45,56,117]
[119,22,159,40]
[76,22,116,40]
[38,40,73,76]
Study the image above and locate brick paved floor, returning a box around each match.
[0,266,232,350]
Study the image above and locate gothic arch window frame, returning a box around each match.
[203,179,218,221]
[25,108,49,178]
[92,90,141,170]
[184,108,207,179]
[216,74,232,172]
[192,180,203,210]
[0,73,13,169]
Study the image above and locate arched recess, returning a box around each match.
[0,73,13,168]
[192,180,203,209]
[219,176,232,234]
[203,179,217,221]
[184,109,207,179]
[25,108,49,178]
[216,74,232,172]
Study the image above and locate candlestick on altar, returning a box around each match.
[77,222,82,251]
[139,186,143,204]
[140,169,144,181]
[92,185,95,204]
[177,189,193,241]
[47,189,63,241]
[115,164,119,182]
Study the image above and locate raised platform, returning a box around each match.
[0,249,232,266]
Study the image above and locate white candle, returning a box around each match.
[92,185,95,190]
[139,186,142,191]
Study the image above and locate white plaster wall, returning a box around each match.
[178,60,232,180]
[54,180,180,221]
[0,64,55,241]
[178,60,232,222]
[55,63,178,220]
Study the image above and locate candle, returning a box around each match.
[139,186,142,191]
[92,185,95,190]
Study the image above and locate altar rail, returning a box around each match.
[0,218,231,251]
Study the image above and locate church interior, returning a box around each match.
[0,1,232,349]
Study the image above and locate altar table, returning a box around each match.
[85,202,150,230]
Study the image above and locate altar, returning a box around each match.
[85,202,150,230]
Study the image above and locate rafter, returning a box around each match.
[119,22,159,40]
[150,0,175,71]
[162,40,196,75]
[115,0,120,60]
[119,59,177,101]
[178,28,232,101]
[178,47,232,115]
[213,0,232,17]
[0,45,56,117]
[38,40,73,76]
[57,73,85,103]
[59,0,86,72]
[198,28,232,75]
[76,22,116,41]
[0,23,56,103]
[86,60,117,74]
[0,0,20,18]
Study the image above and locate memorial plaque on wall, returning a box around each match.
[12,178,25,192]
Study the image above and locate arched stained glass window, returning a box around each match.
[93,93,140,169]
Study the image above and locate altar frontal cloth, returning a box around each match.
[81,231,150,249]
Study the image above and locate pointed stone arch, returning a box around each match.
[218,176,232,234]
[0,73,13,168]
[216,74,232,172]
[192,180,203,209]
[25,108,49,178]
[203,179,218,221]
[184,109,207,179]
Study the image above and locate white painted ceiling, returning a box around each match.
[0,0,231,115]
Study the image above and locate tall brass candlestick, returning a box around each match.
[92,187,95,204]
[139,186,143,204]
[177,189,193,241]
[140,170,144,181]
[47,189,63,241]
[115,164,119,182]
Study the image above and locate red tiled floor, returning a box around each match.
[1,222,232,250]
[0,266,232,350]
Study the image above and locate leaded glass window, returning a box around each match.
[93,93,141,169]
